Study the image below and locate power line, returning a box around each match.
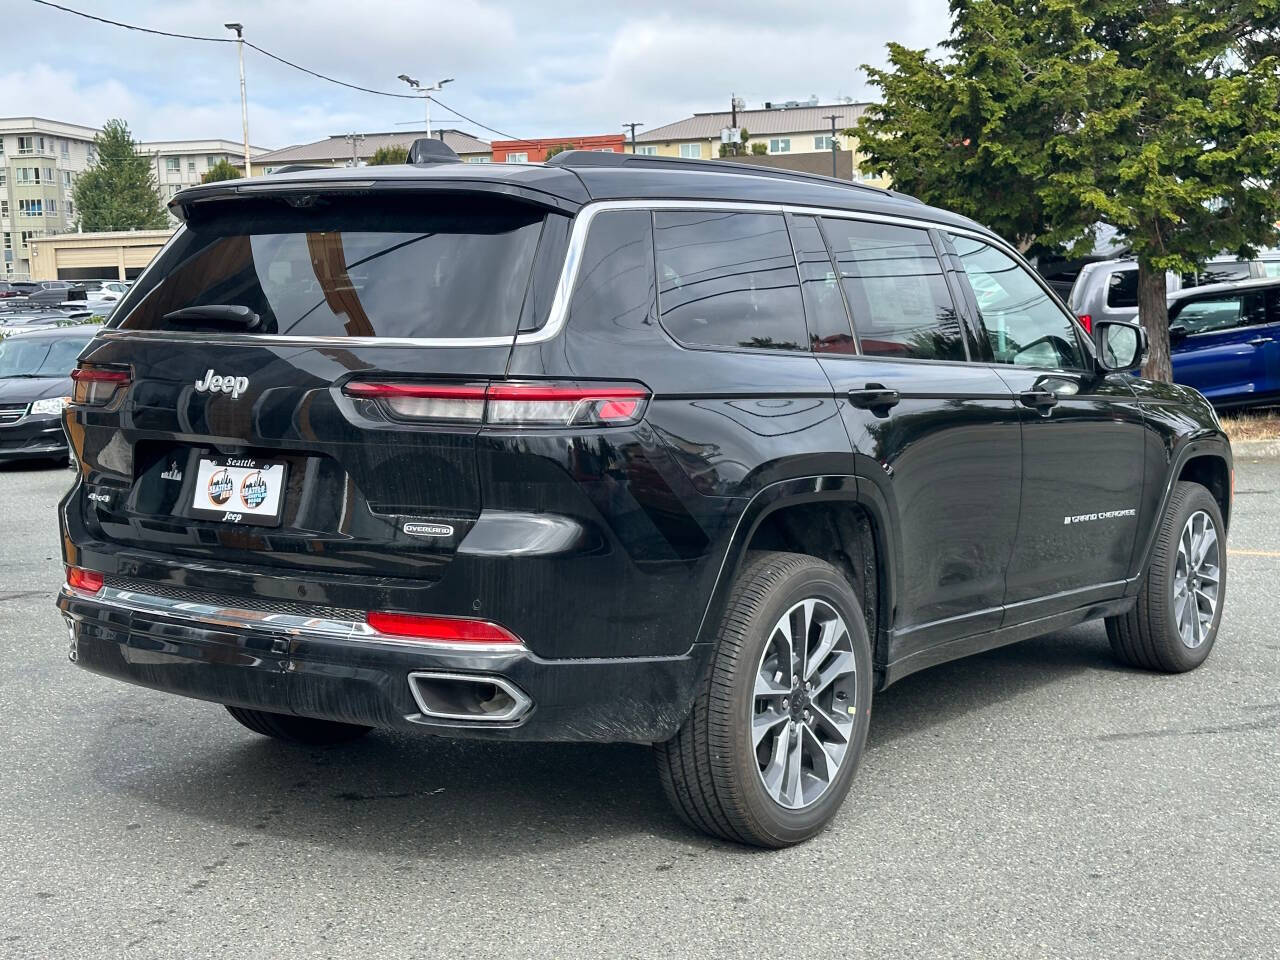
[243,41,417,100]
[425,96,528,143]
[29,0,232,42]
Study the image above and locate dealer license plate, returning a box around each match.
[190,457,286,526]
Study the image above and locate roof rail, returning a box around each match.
[409,138,460,164]
[543,149,895,196]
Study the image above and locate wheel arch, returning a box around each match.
[694,476,898,678]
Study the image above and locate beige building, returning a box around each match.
[0,117,100,281]
[27,228,173,282]
[249,130,492,172]
[632,100,889,187]
[138,139,268,221]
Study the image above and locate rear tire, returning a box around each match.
[1106,481,1226,672]
[224,705,372,745]
[655,551,873,848]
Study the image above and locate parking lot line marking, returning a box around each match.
[1228,548,1280,558]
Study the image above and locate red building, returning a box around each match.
[489,134,625,163]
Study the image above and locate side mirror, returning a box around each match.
[1094,320,1146,372]
[1169,324,1189,344]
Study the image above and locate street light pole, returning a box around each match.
[398,74,454,138]
[344,132,366,167]
[225,23,252,176]
[823,114,842,178]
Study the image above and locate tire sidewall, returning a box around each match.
[1151,485,1227,670]
[727,561,873,845]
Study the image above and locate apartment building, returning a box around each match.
[249,130,491,172]
[140,139,268,220]
[632,99,889,186]
[490,134,624,163]
[0,117,99,281]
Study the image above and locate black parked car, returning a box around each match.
[57,147,1231,847]
[0,325,97,463]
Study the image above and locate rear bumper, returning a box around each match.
[56,585,707,743]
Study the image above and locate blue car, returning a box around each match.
[1167,277,1280,409]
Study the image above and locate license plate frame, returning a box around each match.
[189,456,287,527]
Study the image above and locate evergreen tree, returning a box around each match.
[367,145,409,165]
[855,1,1280,380]
[72,119,168,231]
[200,158,242,183]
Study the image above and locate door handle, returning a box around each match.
[1247,336,1275,346]
[847,384,900,411]
[1019,388,1059,412]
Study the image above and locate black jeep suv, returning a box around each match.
[57,147,1231,847]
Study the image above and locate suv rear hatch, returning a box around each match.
[72,189,572,582]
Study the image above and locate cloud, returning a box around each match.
[8,0,950,147]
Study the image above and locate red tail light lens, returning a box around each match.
[71,365,131,406]
[343,380,650,428]
[343,381,487,422]
[367,611,521,645]
[1077,314,1093,333]
[66,566,104,595]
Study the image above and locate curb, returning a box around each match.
[1230,438,1280,459]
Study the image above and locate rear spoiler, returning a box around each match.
[168,171,587,223]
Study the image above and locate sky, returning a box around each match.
[5,0,951,151]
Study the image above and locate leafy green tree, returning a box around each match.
[72,119,168,231]
[855,1,1280,381]
[544,142,577,158]
[368,145,409,165]
[200,158,241,183]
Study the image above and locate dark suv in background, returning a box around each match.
[57,146,1231,847]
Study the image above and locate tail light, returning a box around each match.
[71,365,131,406]
[343,380,650,428]
[1077,314,1093,333]
[65,566,104,595]
[367,611,521,645]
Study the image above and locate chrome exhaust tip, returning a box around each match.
[407,671,532,723]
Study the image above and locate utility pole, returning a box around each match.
[225,23,252,176]
[622,122,643,153]
[823,114,843,178]
[344,133,365,167]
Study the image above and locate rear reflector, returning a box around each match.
[366,611,521,645]
[71,365,131,406]
[1077,314,1093,333]
[343,380,649,427]
[66,566,104,595]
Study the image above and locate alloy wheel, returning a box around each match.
[752,598,858,810]
[1173,510,1220,649]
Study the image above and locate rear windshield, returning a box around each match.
[112,196,548,339]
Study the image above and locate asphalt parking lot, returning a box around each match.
[1,457,1277,960]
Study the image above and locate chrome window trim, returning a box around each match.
[95,197,1039,352]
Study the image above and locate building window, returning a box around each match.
[0,172,5,186]
[636,145,658,156]
[814,135,838,150]
[506,152,528,163]
[769,138,791,153]
[17,136,33,154]
[66,201,74,218]
[63,171,72,187]
[465,156,491,163]
[678,143,701,159]
[60,139,69,157]
[18,199,43,217]
[166,185,180,198]
[19,231,39,248]
[165,157,181,172]
[0,200,7,217]
[188,160,196,172]
[1,232,9,250]
[47,199,57,215]
[44,167,53,182]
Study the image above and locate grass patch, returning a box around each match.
[1220,409,1280,442]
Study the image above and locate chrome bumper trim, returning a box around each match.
[61,585,529,654]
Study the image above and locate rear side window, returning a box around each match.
[112,196,547,339]
[1172,293,1266,335]
[821,218,965,361]
[654,211,806,351]
[790,215,855,353]
[1106,269,1139,308]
